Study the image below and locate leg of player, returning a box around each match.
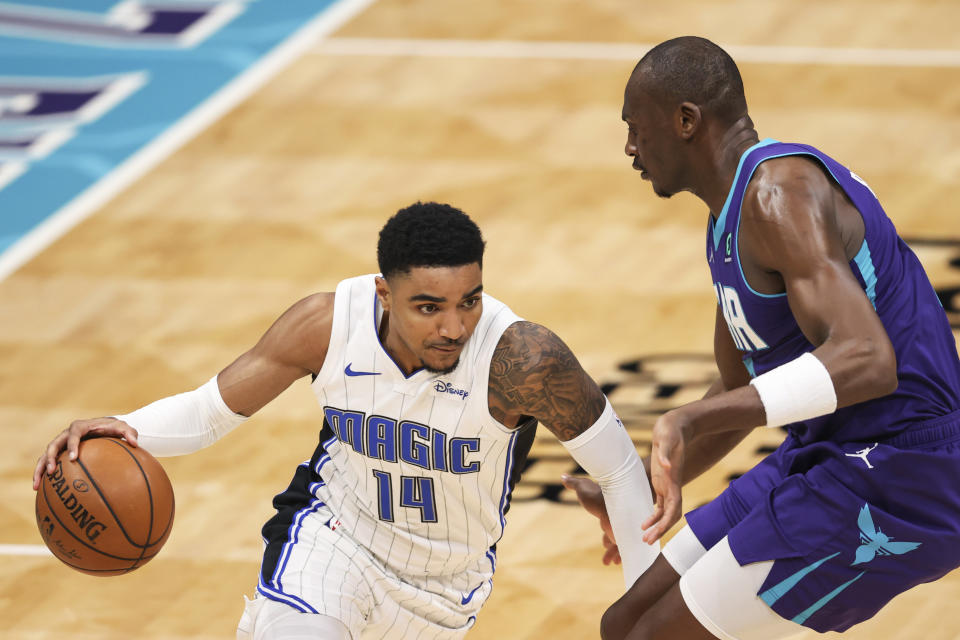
[600,556,681,638]
[237,597,352,640]
[606,536,806,640]
[601,524,707,639]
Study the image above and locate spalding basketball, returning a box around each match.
[35,436,175,576]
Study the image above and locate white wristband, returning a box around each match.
[115,375,248,456]
[562,400,659,589]
[749,352,837,428]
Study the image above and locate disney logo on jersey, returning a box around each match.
[434,381,469,399]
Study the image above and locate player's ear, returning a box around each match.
[677,102,701,139]
[375,276,391,311]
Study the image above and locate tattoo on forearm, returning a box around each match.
[488,322,606,440]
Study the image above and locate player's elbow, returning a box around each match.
[853,335,898,398]
[869,337,898,396]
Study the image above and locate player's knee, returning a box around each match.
[600,599,634,640]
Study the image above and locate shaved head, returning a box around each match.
[628,36,747,125]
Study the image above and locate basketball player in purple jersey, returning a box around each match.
[566,36,960,639]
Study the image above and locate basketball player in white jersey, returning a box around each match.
[34,202,658,639]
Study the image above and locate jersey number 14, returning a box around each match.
[372,471,438,523]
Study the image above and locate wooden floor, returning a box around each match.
[3,1,959,638]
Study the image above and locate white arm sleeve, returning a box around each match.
[561,400,659,589]
[115,375,248,457]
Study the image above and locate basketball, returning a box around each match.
[35,436,175,576]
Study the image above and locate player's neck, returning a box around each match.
[702,116,759,217]
[378,312,423,375]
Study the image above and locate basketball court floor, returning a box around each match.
[2,1,959,638]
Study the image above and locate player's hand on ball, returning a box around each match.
[561,474,621,565]
[33,417,139,490]
[642,410,687,544]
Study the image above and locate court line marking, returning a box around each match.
[0,0,377,283]
[0,544,51,556]
[313,37,960,68]
[1,542,255,562]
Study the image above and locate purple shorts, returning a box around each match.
[685,409,960,633]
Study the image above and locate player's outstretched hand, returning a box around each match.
[642,411,687,543]
[33,417,139,490]
[561,474,621,565]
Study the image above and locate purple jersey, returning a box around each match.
[688,139,960,633]
[707,138,960,444]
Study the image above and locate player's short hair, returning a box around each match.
[634,36,747,123]
[377,202,485,279]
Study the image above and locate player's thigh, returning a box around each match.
[685,447,788,551]
[677,537,804,640]
[259,505,376,637]
[362,572,483,640]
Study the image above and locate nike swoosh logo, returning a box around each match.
[345,363,380,377]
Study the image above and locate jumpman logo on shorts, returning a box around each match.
[844,443,878,469]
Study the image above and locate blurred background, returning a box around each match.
[1,1,958,638]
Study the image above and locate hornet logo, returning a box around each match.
[852,503,921,565]
[760,502,922,624]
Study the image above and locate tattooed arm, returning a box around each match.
[487,321,606,437]
[488,321,659,587]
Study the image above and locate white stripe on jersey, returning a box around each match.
[309,274,524,581]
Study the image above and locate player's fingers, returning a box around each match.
[560,474,604,517]
[560,474,588,500]
[91,419,138,446]
[32,457,47,490]
[641,514,662,543]
[641,494,664,531]
[560,474,600,498]
[116,422,138,447]
[603,545,622,566]
[643,504,672,542]
[65,425,85,461]
[644,486,682,543]
[643,519,668,543]
[657,446,672,468]
[43,431,70,473]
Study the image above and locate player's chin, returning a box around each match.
[424,348,462,374]
[652,182,674,199]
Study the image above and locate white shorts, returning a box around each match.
[662,526,805,640]
[252,502,488,640]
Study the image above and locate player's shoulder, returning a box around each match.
[490,321,580,377]
[495,320,563,354]
[487,320,600,430]
[276,292,336,342]
[743,155,834,226]
[267,292,337,373]
[291,291,336,318]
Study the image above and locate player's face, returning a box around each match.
[376,264,483,375]
[622,84,681,199]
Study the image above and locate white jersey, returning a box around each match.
[302,274,531,583]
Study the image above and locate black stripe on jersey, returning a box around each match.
[259,418,336,583]
[501,417,538,519]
